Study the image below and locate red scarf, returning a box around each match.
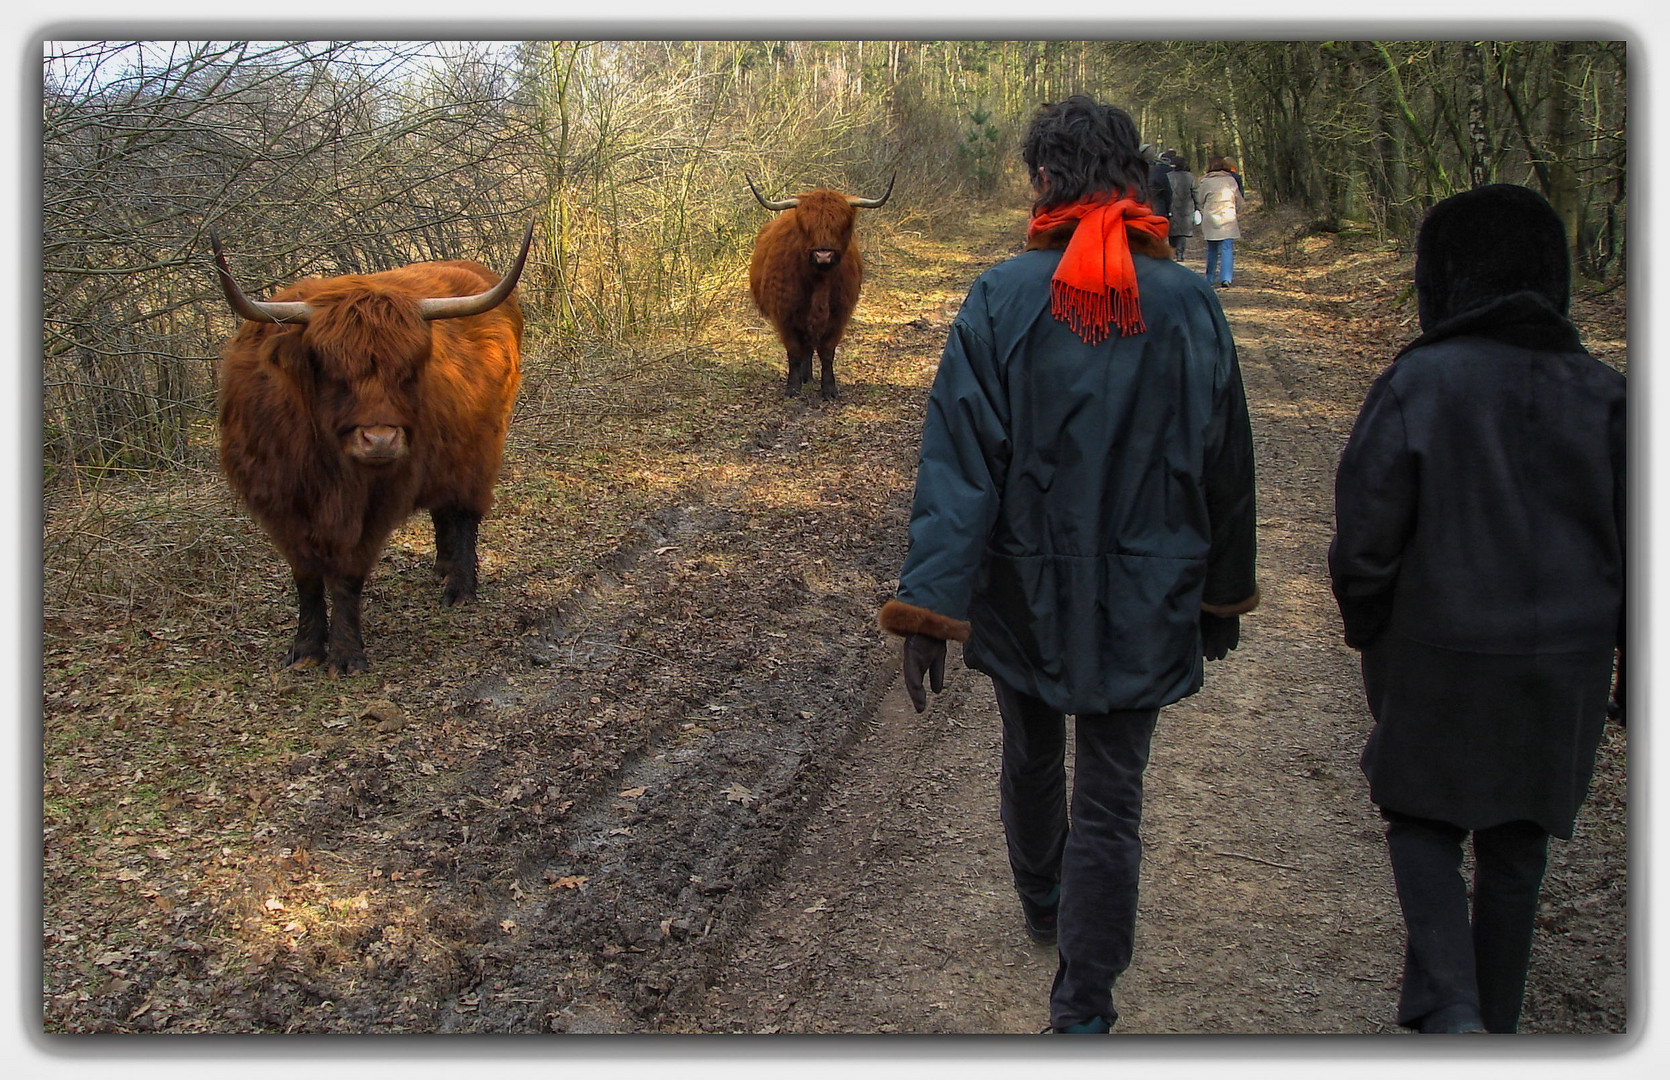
[1026,195,1171,343]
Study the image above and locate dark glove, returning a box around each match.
[902,632,947,713]
[1201,612,1240,661]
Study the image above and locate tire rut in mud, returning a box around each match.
[257,376,932,1032]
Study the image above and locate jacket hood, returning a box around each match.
[1395,290,1584,361]
[1415,183,1571,330]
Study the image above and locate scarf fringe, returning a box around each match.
[1030,196,1165,344]
[1051,281,1146,344]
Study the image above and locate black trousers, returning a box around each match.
[1382,808,1550,1033]
[994,678,1159,1030]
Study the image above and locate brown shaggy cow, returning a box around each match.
[212,223,533,675]
[747,174,893,399]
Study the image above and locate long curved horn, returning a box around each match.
[746,174,799,212]
[210,232,314,324]
[417,218,537,321]
[848,172,897,209]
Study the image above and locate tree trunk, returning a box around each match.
[1544,41,1582,255]
[1464,41,1491,187]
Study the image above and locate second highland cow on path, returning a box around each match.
[746,174,893,399]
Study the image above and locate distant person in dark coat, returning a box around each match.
[1147,148,1175,219]
[1329,183,1626,1035]
[1165,156,1199,261]
[880,97,1258,1034]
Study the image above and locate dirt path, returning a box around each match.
[668,230,1415,1036]
[662,218,1631,1037]
[42,204,1627,1041]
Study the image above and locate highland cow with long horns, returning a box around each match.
[747,174,893,399]
[212,223,532,675]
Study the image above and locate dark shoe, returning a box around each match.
[1419,1003,1488,1033]
[1019,884,1060,945]
[1042,1016,1112,1034]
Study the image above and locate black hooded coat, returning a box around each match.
[1328,185,1626,839]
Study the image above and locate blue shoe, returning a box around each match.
[1042,1016,1112,1034]
[1019,884,1060,945]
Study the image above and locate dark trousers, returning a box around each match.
[994,678,1159,1029]
[1382,808,1550,1033]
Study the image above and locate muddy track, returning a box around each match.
[244,411,930,1033]
[659,237,1416,1035]
[89,223,989,1034]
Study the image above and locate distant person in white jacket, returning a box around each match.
[1198,157,1246,288]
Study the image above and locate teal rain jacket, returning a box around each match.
[892,230,1258,714]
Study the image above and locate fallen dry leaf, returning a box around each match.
[359,699,400,722]
[360,699,406,732]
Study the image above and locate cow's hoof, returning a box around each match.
[441,583,476,607]
[282,652,323,671]
[326,653,369,677]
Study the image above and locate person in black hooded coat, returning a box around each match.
[1329,184,1626,1035]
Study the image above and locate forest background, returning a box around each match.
[40,36,1626,502]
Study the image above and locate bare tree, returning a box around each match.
[43,40,540,479]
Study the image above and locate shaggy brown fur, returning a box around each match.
[218,259,522,675]
[878,599,972,643]
[748,189,869,399]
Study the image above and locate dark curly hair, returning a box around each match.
[1021,96,1150,210]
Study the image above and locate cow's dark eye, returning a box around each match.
[324,379,355,412]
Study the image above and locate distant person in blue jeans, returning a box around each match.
[1197,157,1246,288]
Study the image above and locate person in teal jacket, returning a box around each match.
[879,96,1259,1033]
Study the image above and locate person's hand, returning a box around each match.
[1201,612,1240,661]
[902,633,947,713]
